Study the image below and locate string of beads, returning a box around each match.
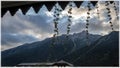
[66,2,73,38]
[86,2,91,46]
[105,1,114,31]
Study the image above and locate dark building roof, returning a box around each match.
[17,60,73,67]
[52,60,73,66]
[1,1,114,17]
[1,1,98,17]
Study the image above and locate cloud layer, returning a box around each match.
[1,1,119,51]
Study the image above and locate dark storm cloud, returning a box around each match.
[26,15,53,34]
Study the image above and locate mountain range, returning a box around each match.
[1,31,119,66]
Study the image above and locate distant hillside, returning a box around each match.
[2,31,119,66]
[61,31,119,66]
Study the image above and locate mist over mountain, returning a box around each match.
[1,31,119,66]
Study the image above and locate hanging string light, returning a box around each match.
[105,1,114,31]
[66,2,73,38]
[96,2,100,19]
[52,3,62,46]
[113,1,119,20]
[86,2,91,46]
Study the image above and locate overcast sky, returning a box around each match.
[1,1,119,51]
